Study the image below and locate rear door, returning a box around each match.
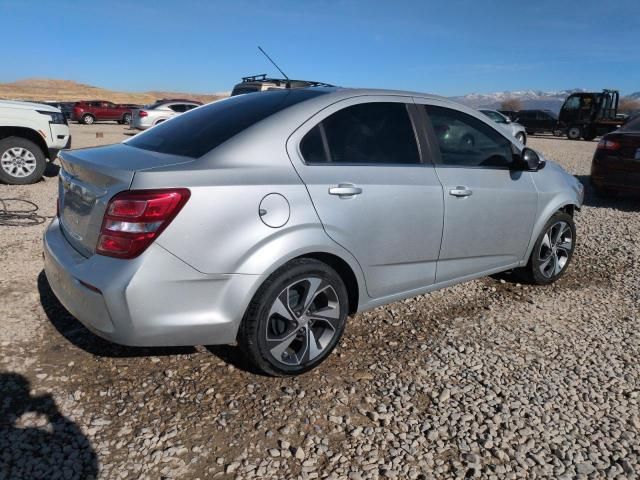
[103,102,119,120]
[416,100,538,282]
[286,96,444,299]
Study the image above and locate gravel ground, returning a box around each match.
[1,124,638,480]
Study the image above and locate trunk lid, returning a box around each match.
[58,143,195,257]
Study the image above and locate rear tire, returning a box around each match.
[122,113,132,125]
[515,212,576,285]
[238,258,349,376]
[0,137,46,185]
[81,114,95,125]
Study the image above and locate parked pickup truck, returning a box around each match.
[72,101,139,125]
[0,100,71,184]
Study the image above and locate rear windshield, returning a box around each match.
[231,85,262,96]
[127,89,328,158]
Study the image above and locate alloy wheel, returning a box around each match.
[265,277,340,366]
[538,221,573,278]
[1,147,37,178]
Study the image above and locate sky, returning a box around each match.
[1,0,639,96]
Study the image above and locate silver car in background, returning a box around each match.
[480,109,527,144]
[44,88,583,376]
[130,99,202,130]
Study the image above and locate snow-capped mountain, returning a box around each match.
[628,91,640,99]
[449,89,587,112]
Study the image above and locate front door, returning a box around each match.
[417,100,538,283]
[287,97,444,299]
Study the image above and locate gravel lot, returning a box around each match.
[1,124,639,480]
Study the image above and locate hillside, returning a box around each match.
[0,78,227,104]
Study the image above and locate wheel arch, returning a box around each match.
[523,201,579,264]
[294,252,360,315]
[0,126,49,159]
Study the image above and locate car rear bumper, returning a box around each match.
[591,158,640,192]
[130,116,154,130]
[43,218,262,347]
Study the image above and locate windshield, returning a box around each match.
[481,110,507,123]
[128,89,328,158]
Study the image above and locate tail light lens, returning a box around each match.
[138,110,148,117]
[96,189,190,259]
[597,138,620,151]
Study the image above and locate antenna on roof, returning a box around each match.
[258,46,290,83]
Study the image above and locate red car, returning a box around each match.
[71,101,139,125]
[590,115,640,196]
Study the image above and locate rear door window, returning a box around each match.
[300,102,420,165]
[128,89,328,158]
[169,104,187,113]
[425,105,513,169]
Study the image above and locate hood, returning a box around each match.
[0,99,61,113]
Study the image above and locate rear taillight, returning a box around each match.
[138,110,148,117]
[597,138,620,151]
[96,189,190,259]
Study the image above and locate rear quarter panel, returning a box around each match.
[130,127,367,291]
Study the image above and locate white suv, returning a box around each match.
[0,100,71,184]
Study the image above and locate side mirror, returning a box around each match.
[513,148,545,171]
[519,148,546,171]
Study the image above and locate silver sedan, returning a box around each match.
[44,88,583,375]
[479,109,527,144]
[129,100,201,130]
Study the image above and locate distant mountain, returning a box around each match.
[451,88,640,113]
[449,89,587,113]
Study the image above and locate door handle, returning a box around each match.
[329,184,363,197]
[449,186,472,197]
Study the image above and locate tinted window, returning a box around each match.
[169,104,187,113]
[300,103,420,165]
[231,85,261,96]
[300,123,328,163]
[128,89,328,158]
[425,105,513,168]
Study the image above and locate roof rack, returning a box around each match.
[241,74,268,82]
[238,75,335,88]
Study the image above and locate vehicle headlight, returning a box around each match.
[37,110,67,125]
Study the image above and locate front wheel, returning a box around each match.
[238,259,349,376]
[515,132,526,144]
[516,212,576,285]
[0,137,46,185]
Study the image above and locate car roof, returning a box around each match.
[220,87,503,138]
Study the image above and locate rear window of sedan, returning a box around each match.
[128,89,328,158]
[620,115,640,131]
